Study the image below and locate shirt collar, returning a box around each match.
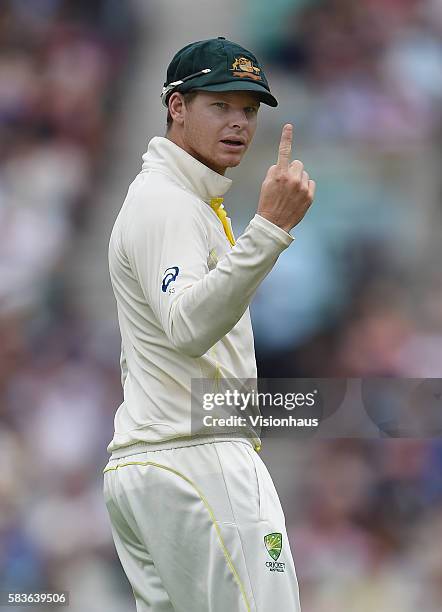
[141,136,233,202]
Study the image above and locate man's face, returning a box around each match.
[171,90,260,175]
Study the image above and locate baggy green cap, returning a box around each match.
[161,37,278,108]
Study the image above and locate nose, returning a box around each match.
[228,108,249,129]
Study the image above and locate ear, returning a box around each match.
[168,92,186,126]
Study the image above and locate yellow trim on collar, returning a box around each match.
[209,197,235,246]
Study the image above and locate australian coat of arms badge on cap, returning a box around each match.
[230,56,262,81]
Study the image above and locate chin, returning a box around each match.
[218,153,244,167]
[205,150,245,174]
[226,159,242,169]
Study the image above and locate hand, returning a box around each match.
[257,124,316,233]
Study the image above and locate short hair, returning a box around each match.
[166,91,198,130]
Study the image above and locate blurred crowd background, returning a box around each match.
[1,0,441,610]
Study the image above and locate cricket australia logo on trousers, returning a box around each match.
[264,532,285,572]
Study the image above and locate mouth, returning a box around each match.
[220,139,246,150]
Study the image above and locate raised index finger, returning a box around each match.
[277,123,293,169]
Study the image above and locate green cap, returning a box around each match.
[161,37,278,108]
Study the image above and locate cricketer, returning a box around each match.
[103,37,315,611]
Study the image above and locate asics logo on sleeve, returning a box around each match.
[162,266,179,292]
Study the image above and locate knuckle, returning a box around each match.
[275,171,288,183]
[300,183,309,196]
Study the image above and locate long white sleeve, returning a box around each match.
[169,214,293,357]
[125,184,293,358]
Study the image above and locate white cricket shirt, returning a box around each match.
[107,136,294,453]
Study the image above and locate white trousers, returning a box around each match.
[103,437,301,611]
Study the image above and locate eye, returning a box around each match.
[245,107,258,115]
[214,102,227,109]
